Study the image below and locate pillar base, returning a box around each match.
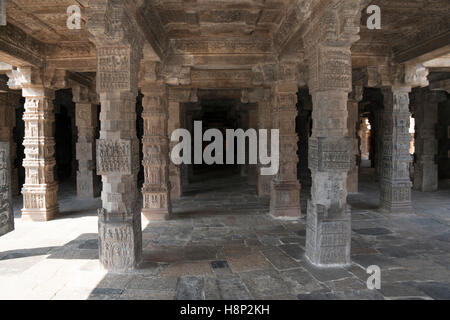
[98,212,142,273]
[379,202,412,214]
[305,202,351,267]
[257,174,271,198]
[270,181,301,218]
[21,206,59,222]
[21,184,59,222]
[380,183,412,214]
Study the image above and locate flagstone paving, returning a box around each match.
[0,172,449,300]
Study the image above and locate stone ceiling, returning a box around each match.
[0,0,449,78]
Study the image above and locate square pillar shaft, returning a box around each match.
[379,87,413,213]
[73,86,99,199]
[413,89,445,192]
[141,82,171,222]
[270,81,301,218]
[21,86,59,221]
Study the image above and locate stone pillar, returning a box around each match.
[167,88,197,198]
[413,88,446,192]
[0,80,19,196]
[270,64,301,218]
[88,2,143,271]
[379,87,413,213]
[140,65,171,222]
[373,107,384,181]
[256,88,273,197]
[168,99,182,198]
[304,1,362,266]
[0,141,14,236]
[359,118,370,160]
[347,86,362,193]
[73,85,99,198]
[7,67,59,222]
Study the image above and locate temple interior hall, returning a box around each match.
[0,0,449,300]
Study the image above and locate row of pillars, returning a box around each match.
[1,69,448,269]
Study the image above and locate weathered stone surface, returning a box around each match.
[7,68,59,222]
[141,70,172,222]
[87,1,144,272]
[380,87,413,213]
[270,68,301,218]
[0,142,13,236]
[412,88,447,192]
[175,276,205,300]
[304,1,362,267]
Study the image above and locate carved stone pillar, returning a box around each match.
[380,87,413,213]
[413,88,445,192]
[359,118,370,160]
[168,99,182,198]
[373,107,384,182]
[88,1,143,271]
[298,89,312,213]
[7,67,59,222]
[270,64,301,218]
[347,86,362,193]
[0,141,14,236]
[73,85,99,198]
[140,66,171,222]
[304,1,362,266]
[0,81,19,196]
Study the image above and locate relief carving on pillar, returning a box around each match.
[97,139,139,175]
[0,142,14,236]
[309,137,353,172]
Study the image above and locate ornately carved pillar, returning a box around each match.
[304,1,362,266]
[140,65,171,221]
[347,86,362,193]
[7,67,59,222]
[0,79,19,196]
[270,64,301,218]
[73,84,99,198]
[88,1,143,271]
[168,98,182,198]
[373,106,384,182]
[0,141,14,236]
[380,87,413,213]
[413,88,445,192]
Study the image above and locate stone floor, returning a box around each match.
[0,169,449,300]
